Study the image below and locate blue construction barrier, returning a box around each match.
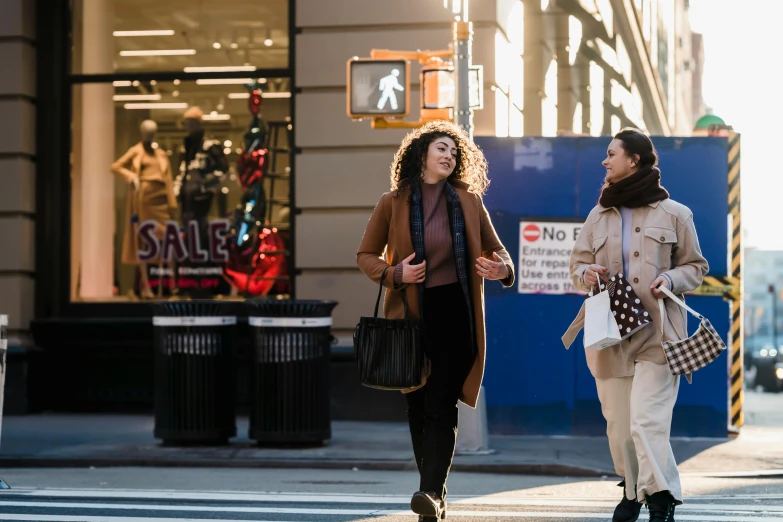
[477,136,730,438]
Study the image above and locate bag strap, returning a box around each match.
[659,285,703,319]
[401,284,411,319]
[374,265,413,320]
[657,284,703,339]
[590,279,608,295]
[374,266,391,318]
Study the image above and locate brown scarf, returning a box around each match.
[598,165,670,209]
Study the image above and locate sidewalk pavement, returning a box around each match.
[1,415,782,478]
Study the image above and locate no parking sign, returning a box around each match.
[517,220,583,295]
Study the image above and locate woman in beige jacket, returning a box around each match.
[563,129,708,522]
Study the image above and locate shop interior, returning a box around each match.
[69,0,292,302]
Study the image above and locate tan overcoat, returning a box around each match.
[356,179,515,407]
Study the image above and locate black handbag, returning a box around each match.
[354,266,427,390]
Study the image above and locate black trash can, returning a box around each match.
[246,300,338,445]
[152,301,237,445]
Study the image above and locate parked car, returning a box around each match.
[745,344,783,392]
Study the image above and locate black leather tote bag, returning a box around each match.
[354,266,426,390]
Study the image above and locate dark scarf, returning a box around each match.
[598,165,670,209]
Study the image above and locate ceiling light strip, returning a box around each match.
[184,66,257,73]
[124,103,189,110]
[120,49,196,57]
[228,92,291,99]
[113,94,162,101]
[113,30,176,37]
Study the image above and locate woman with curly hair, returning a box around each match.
[357,120,515,520]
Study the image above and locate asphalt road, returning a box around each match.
[0,467,781,521]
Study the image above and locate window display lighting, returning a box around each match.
[184,65,257,73]
[202,112,232,121]
[113,94,162,101]
[227,92,291,99]
[113,30,175,37]
[120,49,196,56]
[196,78,255,85]
[123,102,189,110]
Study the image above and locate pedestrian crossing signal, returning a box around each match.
[347,58,410,119]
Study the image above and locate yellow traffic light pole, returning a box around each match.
[348,10,474,132]
[370,49,453,63]
[363,49,454,129]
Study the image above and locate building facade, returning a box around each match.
[1,0,703,415]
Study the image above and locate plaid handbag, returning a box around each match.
[658,285,727,379]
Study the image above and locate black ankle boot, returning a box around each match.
[613,480,642,522]
[411,491,446,520]
[647,490,676,522]
[411,491,445,519]
[417,500,446,520]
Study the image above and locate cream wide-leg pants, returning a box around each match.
[595,360,683,504]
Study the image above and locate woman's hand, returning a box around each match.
[476,252,509,281]
[584,264,609,288]
[650,275,670,299]
[401,253,426,284]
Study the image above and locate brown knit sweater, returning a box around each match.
[394,179,459,288]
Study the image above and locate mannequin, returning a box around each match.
[111,119,177,298]
[173,106,229,296]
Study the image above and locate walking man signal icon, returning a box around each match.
[347,58,409,119]
[377,69,405,111]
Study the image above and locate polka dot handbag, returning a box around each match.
[588,272,652,340]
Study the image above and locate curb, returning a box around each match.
[681,469,783,479]
[0,457,614,478]
[2,458,778,479]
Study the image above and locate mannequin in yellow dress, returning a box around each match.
[111,119,177,298]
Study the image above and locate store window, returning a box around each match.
[69,0,292,302]
[72,0,289,74]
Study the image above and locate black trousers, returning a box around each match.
[406,282,475,500]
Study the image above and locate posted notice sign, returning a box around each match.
[518,220,583,295]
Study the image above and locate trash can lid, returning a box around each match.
[152,300,239,318]
[245,299,338,318]
[153,316,237,326]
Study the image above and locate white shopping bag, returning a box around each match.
[584,284,622,350]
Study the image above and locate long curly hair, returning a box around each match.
[390,120,490,195]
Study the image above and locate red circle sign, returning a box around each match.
[523,223,541,242]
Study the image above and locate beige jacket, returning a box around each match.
[562,199,709,379]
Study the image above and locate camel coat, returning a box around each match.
[356,179,515,408]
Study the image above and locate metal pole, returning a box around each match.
[0,315,10,488]
[452,0,490,454]
[453,0,473,137]
[771,285,778,350]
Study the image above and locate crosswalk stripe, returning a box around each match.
[0,511,781,522]
[0,517,291,522]
[431,513,783,521]
[0,501,375,516]
[3,490,781,513]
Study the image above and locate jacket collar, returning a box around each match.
[597,200,661,213]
